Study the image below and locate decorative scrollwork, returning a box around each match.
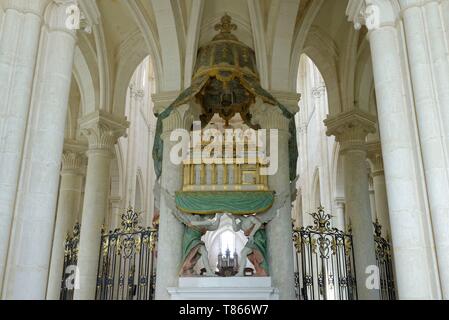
[292,207,357,301]
[95,207,158,301]
[309,206,333,233]
[121,206,142,233]
[373,220,396,300]
[60,222,81,300]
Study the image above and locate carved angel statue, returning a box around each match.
[228,214,269,277]
[179,213,222,277]
[160,188,223,276]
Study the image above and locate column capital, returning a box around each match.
[250,97,291,133]
[152,91,182,115]
[334,197,346,208]
[79,111,129,154]
[346,0,399,31]
[366,141,384,175]
[311,86,326,99]
[2,0,51,16]
[398,0,440,11]
[325,110,377,152]
[61,139,87,174]
[270,90,301,115]
[61,150,85,174]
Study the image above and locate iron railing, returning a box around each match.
[293,207,357,300]
[95,207,158,300]
[373,220,396,300]
[60,222,80,300]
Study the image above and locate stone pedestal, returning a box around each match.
[168,277,279,300]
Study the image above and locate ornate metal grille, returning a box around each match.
[95,207,158,300]
[60,222,80,300]
[293,207,357,300]
[373,220,396,300]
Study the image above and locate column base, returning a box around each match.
[168,277,279,300]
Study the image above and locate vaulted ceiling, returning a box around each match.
[70,0,374,124]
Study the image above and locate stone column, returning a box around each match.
[1,1,77,299]
[368,176,377,222]
[326,110,379,300]
[251,103,296,300]
[47,146,86,300]
[73,112,128,300]
[401,1,449,298]
[423,0,449,162]
[333,198,346,231]
[155,105,194,300]
[313,85,333,215]
[362,17,440,299]
[367,143,391,237]
[0,0,49,292]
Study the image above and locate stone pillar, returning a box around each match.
[155,105,195,300]
[325,110,379,300]
[360,17,441,300]
[251,103,296,300]
[401,2,449,298]
[73,112,128,300]
[367,143,391,237]
[333,198,346,231]
[423,0,449,163]
[1,1,77,299]
[0,0,49,292]
[368,176,377,222]
[47,146,86,300]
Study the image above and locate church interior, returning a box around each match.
[1,0,449,301]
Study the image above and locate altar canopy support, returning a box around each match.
[155,105,196,300]
[251,103,296,300]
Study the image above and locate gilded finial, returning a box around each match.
[215,13,237,34]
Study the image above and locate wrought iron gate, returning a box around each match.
[95,208,158,300]
[293,207,357,300]
[60,222,80,300]
[373,220,396,300]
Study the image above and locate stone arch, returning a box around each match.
[301,27,342,116]
[112,35,151,117]
[73,46,97,116]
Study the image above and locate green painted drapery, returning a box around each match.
[175,191,275,215]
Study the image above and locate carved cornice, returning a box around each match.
[79,111,129,154]
[325,110,377,152]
